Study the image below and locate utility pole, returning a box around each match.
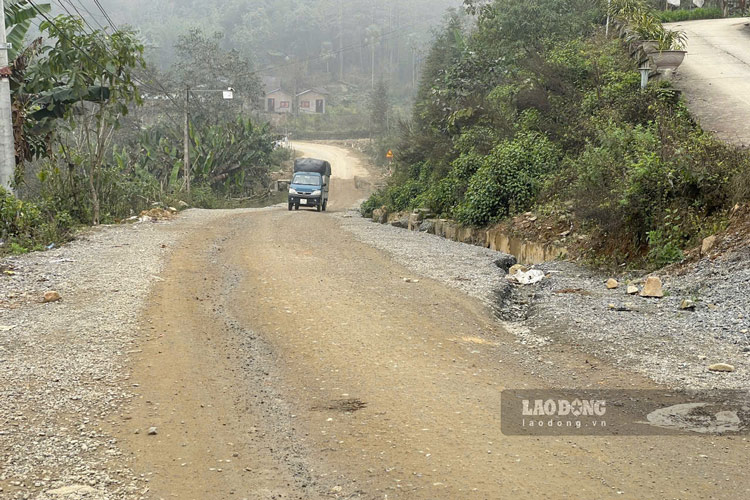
[184,87,190,195]
[0,0,17,193]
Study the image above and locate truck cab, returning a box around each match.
[288,158,331,212]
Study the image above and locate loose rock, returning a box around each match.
[508,264,529,276]
[606,278,619,289]
[680,299,696,310]
[43,291,62,303]
[708,363,735,373]
[148,426,158,435]
[640,276,664,298]
[627,285,639,295]
[701,235,718,255]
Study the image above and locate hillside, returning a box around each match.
[363,0,750,270]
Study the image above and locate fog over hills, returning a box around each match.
[86,0,464,90]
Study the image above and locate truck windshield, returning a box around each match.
[293,173,321,186]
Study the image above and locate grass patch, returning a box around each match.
[657,7,723,23]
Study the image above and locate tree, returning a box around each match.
[4,1,50,61]
[27,16,145,224]
[370,79,389,136]
[172,28,262,111]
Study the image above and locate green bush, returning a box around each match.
[421,151,484,216]
[359,194,382,218]
[360,179,426,217]
[646,209,685,267]
[0,187,75,254]
[455,132,560,226]
[389,180,425,212]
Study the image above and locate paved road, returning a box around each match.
[114,143,750,499]
[668,17,750,146]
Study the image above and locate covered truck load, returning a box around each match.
[294,158,332,176]
[288,157,331,212]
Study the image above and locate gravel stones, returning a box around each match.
[493,254,518,273]
[0,208,267,499]
[341,209,749,390]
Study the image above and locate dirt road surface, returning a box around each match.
[669,17,750,146]
[112,143,749,499]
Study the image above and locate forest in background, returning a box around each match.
[91,0,463,99]
[2,0,464,254]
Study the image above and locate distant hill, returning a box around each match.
[90,0,464,92]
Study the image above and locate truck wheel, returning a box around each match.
[322,200,327,211]
[288,202,293,211]
[316,202,322,212]
[294,204,299,210]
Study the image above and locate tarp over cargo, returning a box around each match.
[294,158,331,176]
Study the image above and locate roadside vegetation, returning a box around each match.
[656,7,723,22]
[362,0,750,269]
[1,3,287,255]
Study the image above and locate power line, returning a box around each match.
[92,0,118,32]
[50,0,186,125]
[63,0,113,35]
[28,0,121,81]
[54,0,97,35]
[27,0,184,130]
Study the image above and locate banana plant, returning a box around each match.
[4,0,51,61]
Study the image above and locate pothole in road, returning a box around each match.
[313,398,367,413]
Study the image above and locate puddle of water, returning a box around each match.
[646,402,742,434]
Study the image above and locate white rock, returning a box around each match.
[708,363,735,373]
[510,269,545,285]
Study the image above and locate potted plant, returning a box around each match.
[650,29,687,71]
[623,13,664,55]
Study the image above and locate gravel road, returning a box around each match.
[0,209,272,499]
[1,142,748,500]
[339,209,750,390]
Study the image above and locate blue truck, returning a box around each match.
[288,158,331,212]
